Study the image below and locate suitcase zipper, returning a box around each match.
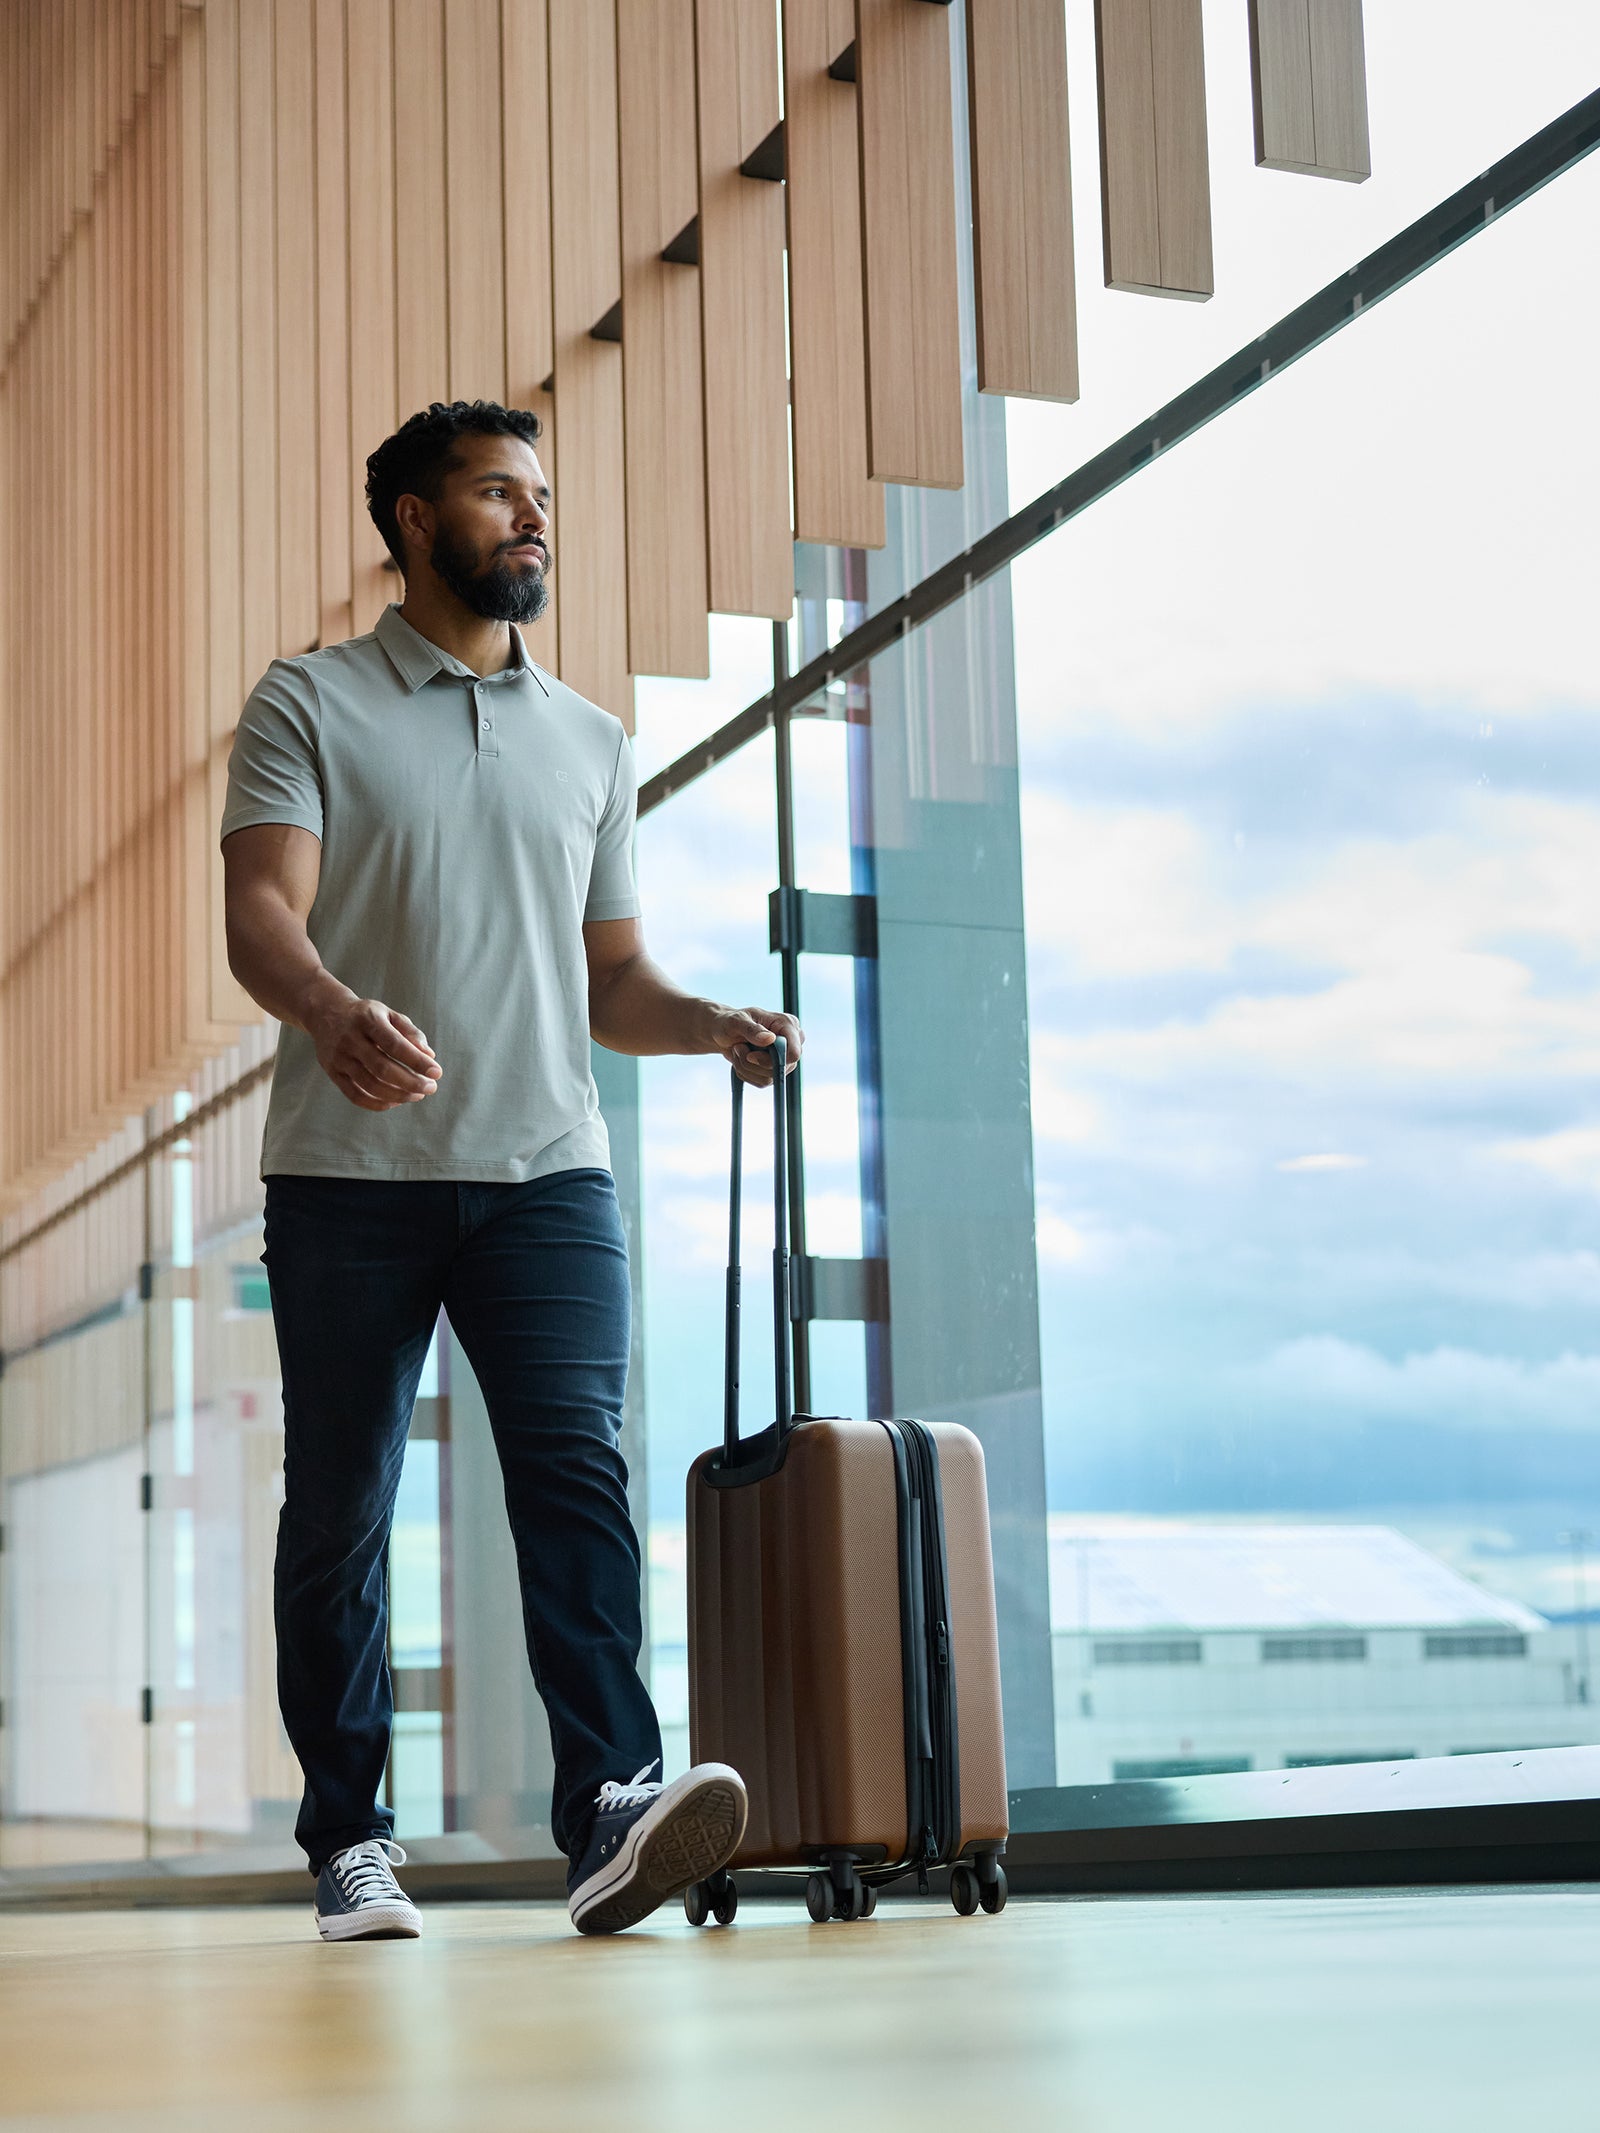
[884,1419,962,1879]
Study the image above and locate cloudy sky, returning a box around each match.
[627,8,1600,1624]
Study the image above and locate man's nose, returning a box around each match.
[516,495,549,534]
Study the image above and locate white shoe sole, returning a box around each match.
[315,1898,422,1942]
[569,1766,747,1936]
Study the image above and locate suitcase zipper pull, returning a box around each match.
[935,1620,950,1668]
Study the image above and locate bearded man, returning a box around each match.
[222,399,799,1940]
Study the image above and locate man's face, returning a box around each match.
[421,432,552,624]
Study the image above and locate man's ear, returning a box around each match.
[394,492,433,560]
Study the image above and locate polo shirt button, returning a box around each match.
[480,718,491,732]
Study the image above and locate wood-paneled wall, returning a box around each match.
[1,0,1371,1211]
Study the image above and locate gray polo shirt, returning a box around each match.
[221,604,639,1183]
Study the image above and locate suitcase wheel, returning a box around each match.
[807,1862,874,1923]
[953,1852,1008,1917]
[684,1869,738,1928]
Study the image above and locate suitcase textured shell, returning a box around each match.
[687,1416,1009,1870]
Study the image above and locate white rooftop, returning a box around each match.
[1047,1519,1546,1636]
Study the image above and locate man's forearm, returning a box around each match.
[227,895,354,1037]
[589,951,720,1057]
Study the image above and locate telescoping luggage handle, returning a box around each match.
[724,1033,791,1462]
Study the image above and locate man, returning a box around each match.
[221,398,800,1940]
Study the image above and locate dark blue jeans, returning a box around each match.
[262,1167,661,1870]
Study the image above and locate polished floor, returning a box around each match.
[0,1886,1594,2130]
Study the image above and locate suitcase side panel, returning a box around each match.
[796,1424,908,1860]
[928,1422,1011,1850]
[687,1423,909,1866]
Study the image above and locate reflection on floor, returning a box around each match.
[0,1887,1592,2129]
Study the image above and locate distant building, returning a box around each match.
[1051,1520,1595,1784]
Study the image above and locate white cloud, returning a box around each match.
[1276,1154,1369,1173]
[1243,1334,1600,1436]
[1493,1126,1600,1194]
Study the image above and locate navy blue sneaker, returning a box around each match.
[313,1838,422,1942]
[567,1761,747,1936]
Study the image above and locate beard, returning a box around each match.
[429,524,550,623]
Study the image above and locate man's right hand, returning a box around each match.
[309,994,443,1112]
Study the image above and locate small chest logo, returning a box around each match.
[556,770,569,783]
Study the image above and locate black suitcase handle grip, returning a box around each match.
[725,1034,790,1460]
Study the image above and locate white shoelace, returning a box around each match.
[594,1760,662,1813]
[332,1838,409,1903]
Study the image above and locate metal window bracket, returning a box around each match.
[791,1254,890,1324]
[769,886,878,959]
[740,120,786,183]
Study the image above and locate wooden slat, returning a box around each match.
[444,0,506,402]
[314,0,354,649]
[547,0,631,724]
[203,0,252,1025]
[781,0,884,549]
[274,0,320,657]
[1307,0,1369,182]
[1249,0,1369,182]
[346,0,398,632]
[855,0,963,487]
[616,0,709,676]
[236,0,279,683]
[966,0,1078,402]
[393,0,450,421]
[1095,0,1213,299]
[500,0,557,674]
[694,0,792,618]
[177,4,236,1050]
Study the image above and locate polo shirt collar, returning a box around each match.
[375,603,548,696]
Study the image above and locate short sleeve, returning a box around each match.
[584,724,640,922]
[220,659,324,847]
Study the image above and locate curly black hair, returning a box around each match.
[364,399,544,571]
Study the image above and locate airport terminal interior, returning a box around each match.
[2,0,1598,2124]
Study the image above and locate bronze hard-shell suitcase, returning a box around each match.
[684,1039,1009,1924]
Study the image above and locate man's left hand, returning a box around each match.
[708,1007,804,1086]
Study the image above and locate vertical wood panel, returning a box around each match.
[314,0,354,648]
[616,0,710,676]
[275,0,321,656]
[393,0,450,418]
[855,0,963,488]
[695,0,793,617]
[1308,0,1369,182]
[236,0,280,683]
[967,0,1078,402]
[547,0,631,723]
[1248,0,1314,171]
[204,0,252,1024]
[444,0,506,401]
[346,0,399,632]
[1250,0,1368,182]
[501,0,557,674]
[1095,0,1212,299]
[781,0,884,550]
